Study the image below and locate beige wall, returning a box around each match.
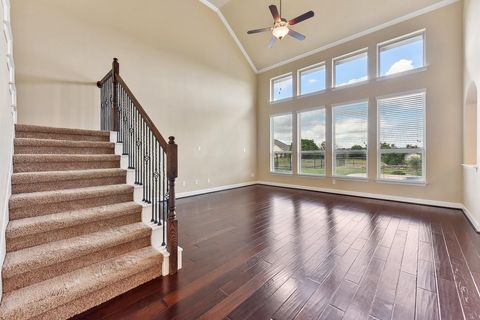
[0,0,15,302]
[12,0,257,193]
[463,0,480,226]
[257,3,463,204]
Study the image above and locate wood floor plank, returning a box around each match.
[401,223,419,276]
[318,305,344,320]
[415,288,439,320]
[369,229,408,319]
[329,280,358,312]
[271,277,319,320]
[294,248,361,320]
[392,272,416,320]
[343,258,385,320]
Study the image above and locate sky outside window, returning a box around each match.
[299,65,326,95]
[271,74,293,101]
[334,52,368,87]
[379,34,424,76]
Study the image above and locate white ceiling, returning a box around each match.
[204,0,455,72]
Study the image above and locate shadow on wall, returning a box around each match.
[465,82,478,165]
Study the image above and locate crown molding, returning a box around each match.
[198,0,258,73]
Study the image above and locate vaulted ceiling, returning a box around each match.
[204,0,452,71]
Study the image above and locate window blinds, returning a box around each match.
[378,92,425,149]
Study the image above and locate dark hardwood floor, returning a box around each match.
[74,185,480,320]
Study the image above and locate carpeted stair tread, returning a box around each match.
[14,138,114,149]
[3,222,150,279]
[13,154,119,163]
[9,184,133,210]
[14,138,115,155]
[0,246,162,320]
[12,168,126,184]
[15,124,110,138]
[13,154,121,173]
[7,202,142,241]
[11,168,127,194]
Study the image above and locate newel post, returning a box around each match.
[167,136,179,274]
[112,58,120,132]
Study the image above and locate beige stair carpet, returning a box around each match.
[0,124,163,320]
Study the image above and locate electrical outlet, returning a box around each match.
[195,179,199,185]
[207,178,211,184]
[197,146,201,151]
[182,180,186,187]
[243,147,247,153]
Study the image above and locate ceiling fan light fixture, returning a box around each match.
[272,23,289,39]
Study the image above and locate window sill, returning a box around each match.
[331,176,369,182]
[332,79,369,91]
[269,171,293,176]
[270,97,294,104]
[297,173,326,178]
[376,179,427,186]
[376,66,427,81]
[297,89,327,99]
[462,164,479,172]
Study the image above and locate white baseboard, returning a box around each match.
[461,205,480,233]
[176,181,257,198]
[257,180,463,209]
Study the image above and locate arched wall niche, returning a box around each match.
[464,81,478,165]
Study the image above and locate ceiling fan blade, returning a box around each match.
[268,36,277,48]
[288,29,306,41]
[269,5,280,21]
[288,10,314,26]
[247,27,271,34]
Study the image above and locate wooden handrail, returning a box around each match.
[96,70,113,88]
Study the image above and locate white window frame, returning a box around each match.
[270,72,293,103]
[297,106,326,176]
[377,29,426,78]
[332,100,369,179]
[376,90,427,185]
[270,112,294,174]
[297,62,326,97]
[332,48,368,89]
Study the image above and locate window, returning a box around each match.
[271,114,293,173]
[378,31,425,77]
[271,73,293,102]
[298,108,326,175]
[333,101,368,178]
[333,49,368,88]
[378,92,426,183]
[298,63,326,95]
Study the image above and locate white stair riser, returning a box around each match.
[115,143,123,155]
[120,155,128,169]
[109,132,117,143]
[134,185,143,203]
[126,170,135,185]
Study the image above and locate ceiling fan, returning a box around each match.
[247,0,314,48]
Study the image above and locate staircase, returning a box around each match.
[0,124,164,320]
